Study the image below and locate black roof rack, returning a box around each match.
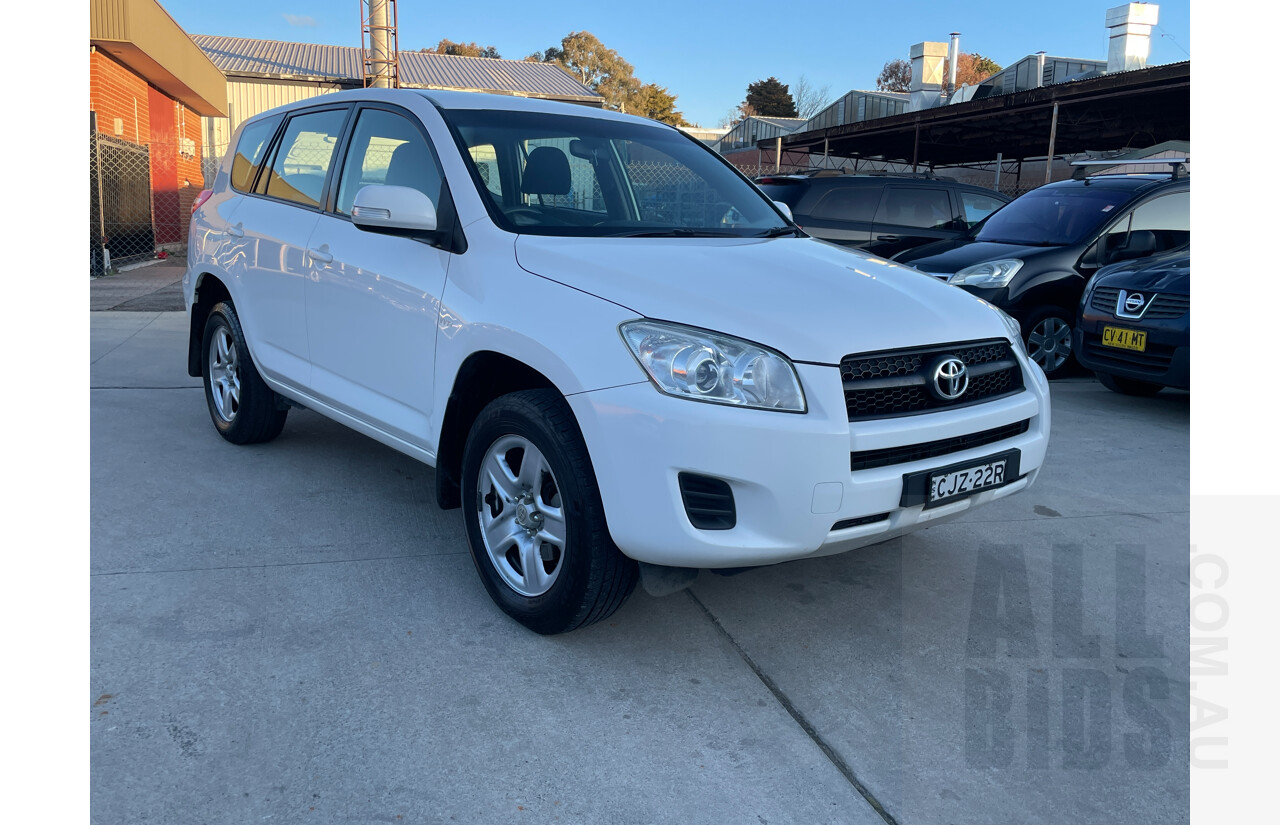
[1070,157,1189,181]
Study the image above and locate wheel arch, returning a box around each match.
[187,272,233,377]
[434,351,565,510]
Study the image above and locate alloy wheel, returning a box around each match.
[476,435,567,597]
[208,325,241,423]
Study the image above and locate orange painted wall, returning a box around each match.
[91,48,208,245]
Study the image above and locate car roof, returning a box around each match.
[239,87,670,131]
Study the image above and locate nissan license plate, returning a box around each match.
[1101,326,1147,352]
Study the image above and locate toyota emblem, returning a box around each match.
[931,357,969,401]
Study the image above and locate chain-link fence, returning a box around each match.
[90,130,203,276]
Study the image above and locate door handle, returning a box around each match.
[308,245,333,264]
[876,235,902,242]
[227,223,244,238]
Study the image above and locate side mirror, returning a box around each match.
[351,185,437,233]
[774,201,793,222]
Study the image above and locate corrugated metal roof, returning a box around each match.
[192,35,601,102]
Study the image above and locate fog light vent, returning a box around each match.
[678,473,736,530]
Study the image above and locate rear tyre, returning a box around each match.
[461,389,638,635]
[1024,307,1075,379]
[1097,372,1163,397]
[201,301,288,444]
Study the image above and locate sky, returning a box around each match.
[161,0,1192,126]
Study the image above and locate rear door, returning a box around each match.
[794,181,880,246]
[302,104,453,447]
[227,105,350,389]
[869,185,962,257]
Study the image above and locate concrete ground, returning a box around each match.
[90,307,1189,825]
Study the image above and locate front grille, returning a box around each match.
[1091,287,1189,320]
[840,339,1023,420]
[1091,286,1121,314]
[1081,334,1176,374]
[1145,294,1190,319]
[850,419,1031,471]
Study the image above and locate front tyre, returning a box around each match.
[201,301,288,444]
[461,389,637,634]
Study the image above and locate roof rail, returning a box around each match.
[1070,157,1190,180]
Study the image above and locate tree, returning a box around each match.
[419,39,501,59]
[792,74,833,120]
[717,102,758,129]
[537,31,640,112]
[876,59,911,93]
[946,53,1002,90]
[633,83,687,126]
[744,77,797,118]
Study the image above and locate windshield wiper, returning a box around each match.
[754,226,802,238]
[613,228,743,238]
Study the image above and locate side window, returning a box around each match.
[229,115,281,193]
[876,187,955,229]
[810,187,879,223]
[260,109,347,208]
[960,191,1005,227]
[1130,190,1190,249]
[335,108,444,216]
[1103,190,1190,260]
[468,144,502,199]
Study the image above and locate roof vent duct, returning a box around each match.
[1106,2,1159,73]
[909,41,948,111]
[947,33,961,96]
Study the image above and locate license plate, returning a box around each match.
[899,449,1021,509]
[930,460,1007,503]
[1101,326,1147,352]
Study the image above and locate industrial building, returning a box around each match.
[751,3,1188,192]
[89,0,228,271]
[193,35,603,184]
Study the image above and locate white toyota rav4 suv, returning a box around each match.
[185,89,1050,634]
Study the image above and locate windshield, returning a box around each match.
[441,108,790,238]
[975,186,1134,246]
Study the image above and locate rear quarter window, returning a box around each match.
[229,115,282,193]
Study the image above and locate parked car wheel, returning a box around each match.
[461,389,638,635]
[1025,308,1075,379]
[202,302,288,444]
[1097,372,1163,397]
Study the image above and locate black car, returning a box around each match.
[1075,252,1189,395]
[894,165,1189,378]
[755,172,1010,259]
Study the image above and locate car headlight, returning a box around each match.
[950,259,1023,288]
[620,320,806,412]
[975,299,1030,361]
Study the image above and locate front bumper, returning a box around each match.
[1074,316,1190,390]
[568,357,1050,569]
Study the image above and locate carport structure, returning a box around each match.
[770,61,1189,183]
